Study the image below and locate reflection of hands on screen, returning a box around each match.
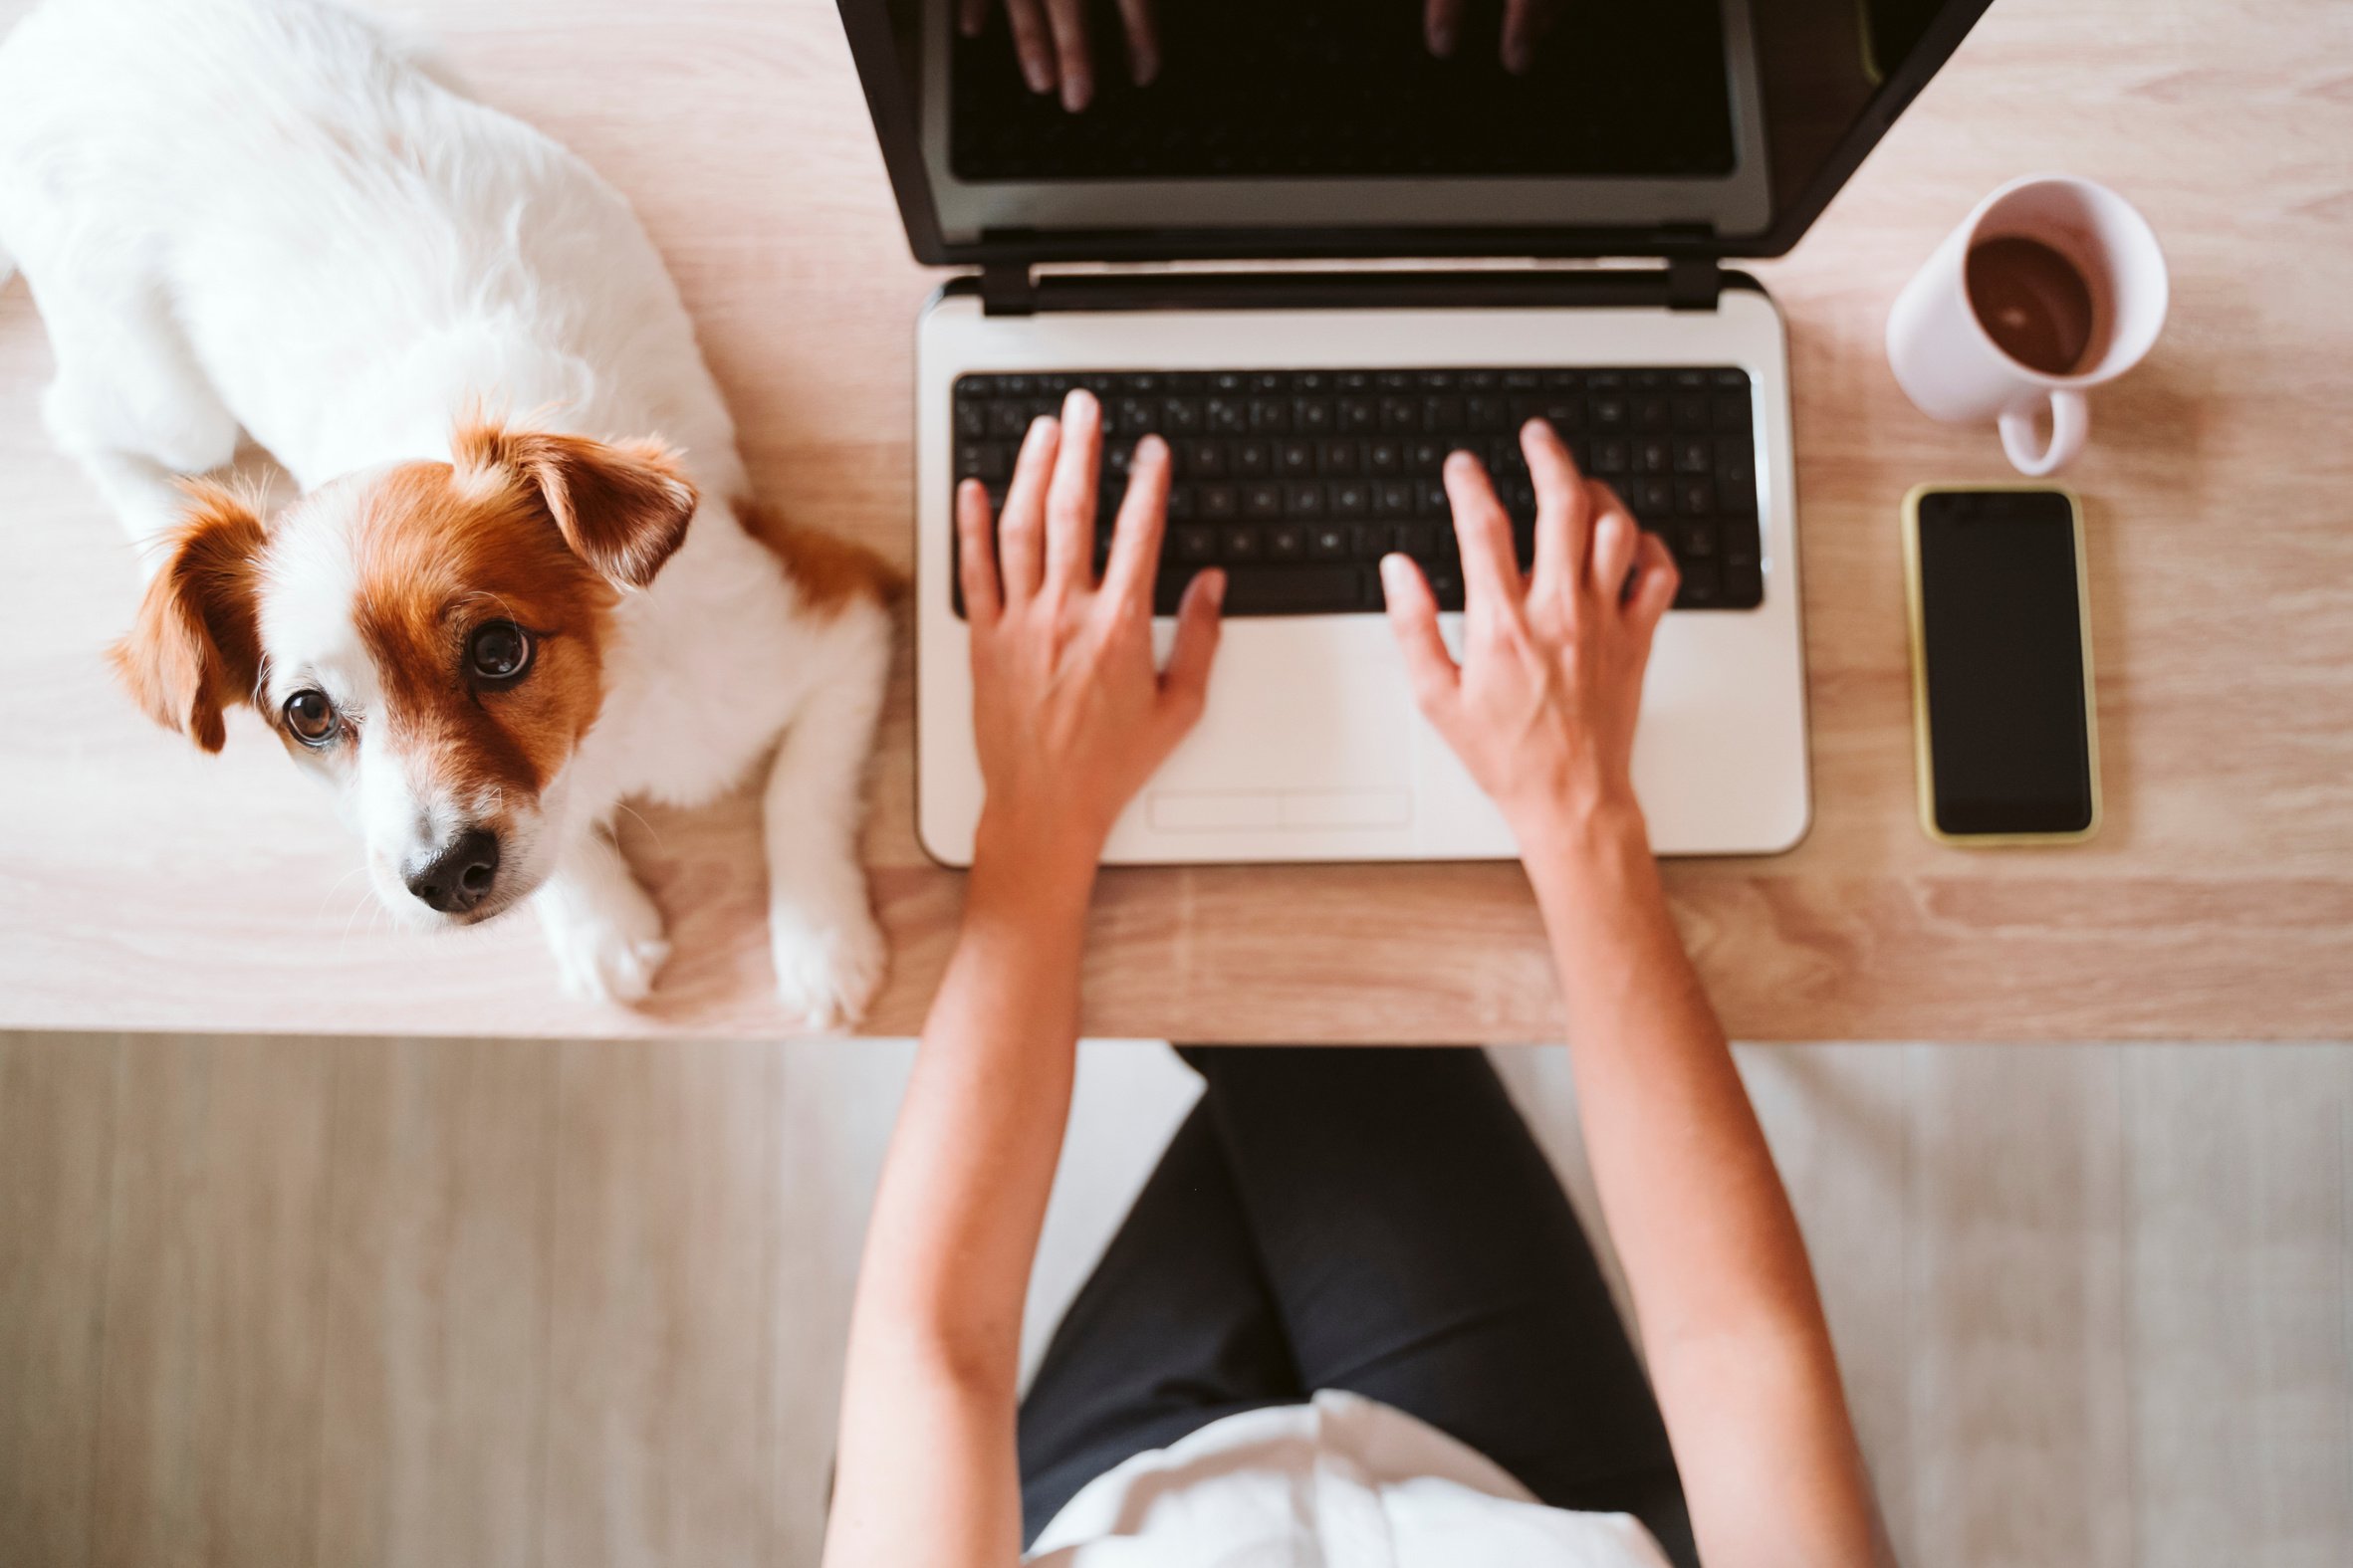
[1424,0,1560,75]
[958,0,1160,114]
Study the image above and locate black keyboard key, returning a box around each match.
[1174,525,1218,563]
[1244,483,1284,519]
[1321,439,1361,474]
[1185,440,1227,480]
[956,401,987,438]
[1375,481,1414,517]
[1251,398,1292,434]
[1636,439,1673,476]
[1589,395,1628,430]
[1368,441,1403,476]
[1201,484,1239,521]
[1635,395,1673,430]
[1221,525,1264,563]
[1592,439,1630,476]
[1308,524,1351,560]
[988,402,1029,438]
[1332,481,1371,518]
[1675,521,1719,560]
[1295,399,1334,434]
[1221,564,1370,615]
[1674,438,1714,475]
[1677,480,1716,516]
[1675,556,1722,608]
[1339,397,1377,433]
[1354,524,1399,560]
[1278,440,1316,476]
[1161,398,1203,434]
[1237,441,1273,477]
[1269,524,1307,560]
[1165,486,1196,522]
[1673,394,1711,429]
[1714,393,1753,431]
[1380,396,1421,432]
[1285,482,1326,518]
[1635,479,1676,518]
[1208,398,1246,433]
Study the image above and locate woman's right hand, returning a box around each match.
[1378,420,1679,850]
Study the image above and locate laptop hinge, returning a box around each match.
[1666,255,1722,313]
[980,262,1038,317]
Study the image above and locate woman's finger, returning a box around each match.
[1443,450,1523,622]
[1379,553,1461,713]
[1587,498,1640,607]
[1004,0,1056,95]
[955,479,1003,626]
[1502,0,1549,74]
[999,411,1059,602]
[958,0,990,40]
[1626,528,1681,643]
[1117,0,1159,84]
[1424,0,1464,58]
[1044,0,1094,112]
[1100,434,1172,609]
[1045,389,1102,591]
[1524,420,1590,601]
[1158,567,1225,726]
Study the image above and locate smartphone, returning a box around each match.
[1902,484,2101,844]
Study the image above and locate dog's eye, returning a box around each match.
[467,621,534,686]
[284,689,338,746]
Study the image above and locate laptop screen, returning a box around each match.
[842,0,1990,260]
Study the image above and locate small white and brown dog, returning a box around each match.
[0,0,894,1021]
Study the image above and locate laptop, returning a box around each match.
[836,0,1996,865]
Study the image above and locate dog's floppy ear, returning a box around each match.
[455,422,698,589]
[111,485,268,754]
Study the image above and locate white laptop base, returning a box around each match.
[915,289,1811,865]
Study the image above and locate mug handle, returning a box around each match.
[2000,389,2088,477]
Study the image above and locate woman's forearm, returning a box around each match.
[824,857,1092,1568]
[1524,806,1882,1568]
[1522,807,1822,1347]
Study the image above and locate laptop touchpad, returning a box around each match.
[1146,619,1414,815]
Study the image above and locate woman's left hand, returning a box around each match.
[957,388,1224,888]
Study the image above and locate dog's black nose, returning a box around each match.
[404,828,501,914]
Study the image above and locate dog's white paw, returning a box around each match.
[772,906,888,1031]
[543,898,671,1006]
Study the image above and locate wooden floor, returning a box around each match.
[2,1032,2346,1568]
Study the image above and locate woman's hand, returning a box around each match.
[1379,419,1678,849]
[958,388,1224,890]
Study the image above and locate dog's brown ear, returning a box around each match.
[456,423,698,589]
[111,485,268,754]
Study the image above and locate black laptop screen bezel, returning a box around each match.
[834,0,1997,267]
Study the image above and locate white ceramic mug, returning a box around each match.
[1886,174,2168,475]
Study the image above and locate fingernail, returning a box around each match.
[1204,568,1227,608]
[1379,554,1408,596]
[1023,55,1054,94]
[1505,36,1531,75]
[1429,20,1456,56]
[1136,433,1167,462]
[1065,387,1095,419]
[1061,76,1090,113]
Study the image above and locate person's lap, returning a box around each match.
[1017,1045,1695,1565]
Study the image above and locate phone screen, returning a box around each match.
[1915,489,2096,836]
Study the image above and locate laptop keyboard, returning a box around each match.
[952,367,1762,616]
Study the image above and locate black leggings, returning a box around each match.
[1017,1046,1697,1566]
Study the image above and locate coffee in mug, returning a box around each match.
[1887,174,2169,475]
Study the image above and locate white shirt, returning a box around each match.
[1027,1390,1674,1568]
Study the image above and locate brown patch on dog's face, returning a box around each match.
[350,461,619,812]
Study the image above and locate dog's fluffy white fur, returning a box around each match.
[0,0,894,1021]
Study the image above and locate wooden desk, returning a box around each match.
[1,0,2348,1040]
